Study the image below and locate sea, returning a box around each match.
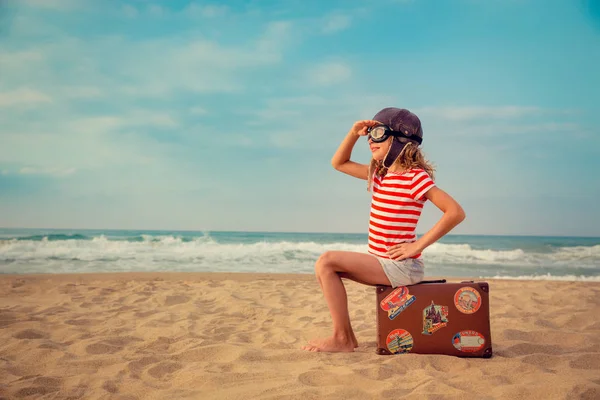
[0,228,599,281]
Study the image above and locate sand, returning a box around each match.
[0,272,599,399]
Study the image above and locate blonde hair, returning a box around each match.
[367,141,435,192]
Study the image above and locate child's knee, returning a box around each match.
[315,251,336,274]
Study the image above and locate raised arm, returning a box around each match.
[331,120,378,180]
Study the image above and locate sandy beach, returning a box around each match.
[0,272,599,399]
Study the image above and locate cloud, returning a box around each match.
[0,88,52,107]
[1,20,290,99]
[189,107,208,115]
[120,3,230,20]
[414,106,544,121]
[146,4,164,17]
[0,128,155,173]
[122,4,139,18]
[17,166,76,176]
[18,0,85,10]
[0,10,301,198]
[184,3,229,18]
[306,61,352,86]
[460,122,581,137]
[67,110,180,133]
[409,106,583,140]
[0,107,181,178]
[256,21,292,54]
[321,14,352,34]
[0,50,44,68]
[63,86,104,99]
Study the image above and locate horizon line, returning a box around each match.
[1,227,599,239]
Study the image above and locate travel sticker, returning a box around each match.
[380,286,416,320]
[454,287,482,314]
[422,301,449,335]
[386,329,414,354]
[452,330,486,352]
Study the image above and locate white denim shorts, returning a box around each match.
[377,256,425,287]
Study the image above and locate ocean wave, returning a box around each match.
[0,235,599,276]
[424,243,600,268]
[14,233,91,241]
[483,274,600,282]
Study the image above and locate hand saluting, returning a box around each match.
[351,120,380,137]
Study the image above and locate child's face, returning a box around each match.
[369,136,392,161]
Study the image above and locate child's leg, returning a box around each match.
[302,251,391,352]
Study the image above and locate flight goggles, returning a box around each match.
[367,124,422,144]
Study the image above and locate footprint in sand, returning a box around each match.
[127,356,161,376]
[102,380,119,394]
[14,329,48,340]
[380,388,414,398]
[570,354,600,370]
[148,362,183,379]
[298,371,343,386]
[0,311,17,328]
[38,342,63,350]
[14,386,59,398]
[86,342,123,355]
[32,377,62,387]
[521,353,562,369]
[12,279,26,288]
[503,343,564,357]
[164,295,190,306]
[503,328,531,341]
[65,319,97,326]
[354,365,396,380]
[135,310,159,317]
[567,385,600,400]
[85,336,142,355]
[14,376,62,398]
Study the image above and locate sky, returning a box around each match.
[0,0,599,236]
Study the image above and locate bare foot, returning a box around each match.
[302,337,355,352]
[307,334,358,349]
[351,332,359,348]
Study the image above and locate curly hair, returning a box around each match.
[367,141,435,192]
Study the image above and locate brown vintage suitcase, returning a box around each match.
[376,279,492,358]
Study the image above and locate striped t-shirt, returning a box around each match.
[368,168,435,259]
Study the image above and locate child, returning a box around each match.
[302,107,465,353]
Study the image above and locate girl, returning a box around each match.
[302,107,465,353]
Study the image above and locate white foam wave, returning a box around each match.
[1,236,599,276]
[423,243,600,268]
[483,274,600,282]
[0,236,368,274]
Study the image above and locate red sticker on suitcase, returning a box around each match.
[452,330,485,352]
[380,286,416,320]
[454,287,482,314]
[386,329,413,354]
[422,301,449,335]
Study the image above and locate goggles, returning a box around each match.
[367,124,422,144]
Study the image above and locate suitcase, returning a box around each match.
[375,279,493,358]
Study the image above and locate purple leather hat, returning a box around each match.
[373,107,423,168]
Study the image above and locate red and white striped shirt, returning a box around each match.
[368,168,435,259]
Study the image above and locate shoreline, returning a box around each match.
[1,271,599,284]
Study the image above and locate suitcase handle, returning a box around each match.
[414,279,447,284]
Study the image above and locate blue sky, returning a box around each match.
[0,0,599,236]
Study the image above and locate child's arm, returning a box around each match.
[387,187,466,260]
[331,120,378,180]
